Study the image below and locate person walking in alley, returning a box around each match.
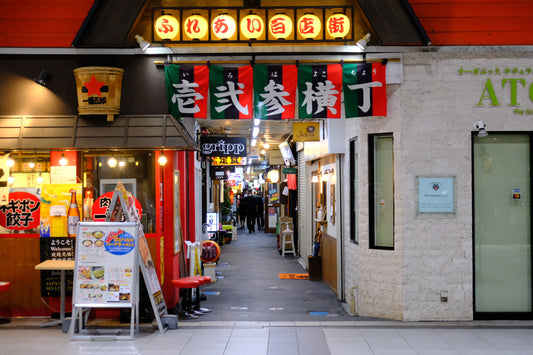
[244,190,257,233]
[256,193,264,230]
[237,193,247,229]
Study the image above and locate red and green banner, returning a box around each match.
[165,65,208,119]
[164,63,387,119]
[209,65,253,119]
[253,64,297,120]
[297,64,342,119]
[343,63,387,117]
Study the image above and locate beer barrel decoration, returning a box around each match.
[73,66,124,121]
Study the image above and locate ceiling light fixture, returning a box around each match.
[252,126,260,138]
[135,35,151,51]
[6,157,14,168]
[59,153,68,166]
[262,138,270,149]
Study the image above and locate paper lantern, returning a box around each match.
[297,14,321,39]
[326,13,350,38]
[184,14,208,40]
[269,14,293,39]
[240,14,264,39]
[155,14,179,40]
[212,14,236,40]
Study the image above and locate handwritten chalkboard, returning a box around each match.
[39,237,75,297]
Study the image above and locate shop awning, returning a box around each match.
[0,114,198,151]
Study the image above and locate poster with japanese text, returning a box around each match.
[72,222,137,307]
[39,237,75,297]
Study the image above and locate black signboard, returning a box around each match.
[210,166,235,180]
[200,136,247,157]
[39,237,75,297]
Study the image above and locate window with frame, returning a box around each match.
[349,138,358,243]
[369,134,394,249]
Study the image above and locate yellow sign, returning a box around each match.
[211,156,247,166]
[327,13,350,38]
[155,15,179,40]
[293,122,320,142]
[240,14,264,39]
[297,14,321,39]
[269,14,293,39]
[184,14,208,40]
[212,13,236,40]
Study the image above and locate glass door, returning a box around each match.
[474,134,532,317]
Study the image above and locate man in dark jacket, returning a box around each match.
[255,193,264,230]
[244,190,257,233]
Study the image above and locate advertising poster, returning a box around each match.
[39,237,75,297]
[73,223,137,306]
[40,184,82,237]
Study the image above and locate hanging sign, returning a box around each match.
[200,136,247,157]
[209,65,253,119]
[343,63,387,117]
[298,64,342,118]
[254,64,297,120]
[165,65,209,119]
[293,122,320,141]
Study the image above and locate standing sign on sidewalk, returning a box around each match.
[70,222,138,340]
[106,183,169,333]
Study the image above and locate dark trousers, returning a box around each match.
[256,214,264,230]
[247,214,256,232]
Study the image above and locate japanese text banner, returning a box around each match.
[165,65,208,119]
[253,64,297,120]
[298,64,342,119]
[209,65,253,119]
[343,63,387,117]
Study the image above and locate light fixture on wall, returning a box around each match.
[135,35,151,51]
[107,156,117,168]
[356,33,371,52]
[158,152,168,166]
[322,168,334,181]
[473,120,488,137]
[59,153,68,166]
[6,157,15,168]
[262,138,270,149]
[37,173,44,185]
[34,69,50,86]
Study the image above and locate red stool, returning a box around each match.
[183,276,211,314]
[0,282,11,324]
[171,278,200,319]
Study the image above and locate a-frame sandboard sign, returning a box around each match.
[105,183,169,334]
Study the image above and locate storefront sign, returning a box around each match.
[166,64,387,120]
[200,136,247,157]
[0,155,9,206]
[152,6,353,44]
[92,191,143,222]
[211,156,247,166]
[293,122,320,141]
[0,192,40,230]
[418,177,454,213]
[73,66,124,122]
[459,65,533,115]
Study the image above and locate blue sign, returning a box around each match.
[105,230,135,255]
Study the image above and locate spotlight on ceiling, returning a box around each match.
[135,35,151,51]
[356,33,371,52]
[34,69,50,86]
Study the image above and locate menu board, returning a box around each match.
[72,222,137,307]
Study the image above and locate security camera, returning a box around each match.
[473,120,488,137]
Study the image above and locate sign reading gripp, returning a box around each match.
[200,136,247,157]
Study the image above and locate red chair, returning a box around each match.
[171,278,200,319]
[183,276,211,314]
